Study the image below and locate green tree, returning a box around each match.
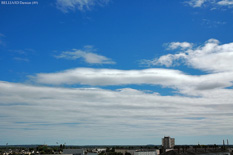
[125,152,131,155]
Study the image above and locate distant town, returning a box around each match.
[1,137,233,155]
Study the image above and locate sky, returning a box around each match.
[0,0,233,145]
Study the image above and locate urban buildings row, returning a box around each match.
[2,136,233,155]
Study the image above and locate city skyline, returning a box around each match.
[0,0,233,145]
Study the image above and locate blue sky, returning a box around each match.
[1,0,233,145]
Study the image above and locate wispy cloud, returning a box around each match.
[218,0,233,6]
[186,0,207,7]
[13,57,29,62]
[55,46,115,65]
[9,49,36,56]
[0,33,5,46]
[9,49,36,62]
[186,0,233,7]
[202,19,226,28]
[56,0,110,13]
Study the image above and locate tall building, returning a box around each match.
[162,136,175,149]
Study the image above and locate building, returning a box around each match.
[162,136,175,149]
[96,148,106,153]
[115,149,137,155]
[134,150,157,155]
[127,149,138,155]
[62,149,84,155]
[115,149,127,155]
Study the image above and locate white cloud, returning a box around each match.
[187,0,207,7]
[144,39,233,73]
[29,67,233,96]
[55,46,115,65]
[218,0,233,5]
[0,81,233,144]
[141,53,187,67]
[141,42,192,67]
[166,42,193,50]
[31,68,190,86]
[187,0,233,7]
[56,0,110,12]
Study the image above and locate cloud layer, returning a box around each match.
[1,81,233,144]
[29,67,233,96]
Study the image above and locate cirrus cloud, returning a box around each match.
[186,0,207,7]
[218,0,233,5]
[0,33,5,46]
[186,0,233,7]
[56,0,110,13]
